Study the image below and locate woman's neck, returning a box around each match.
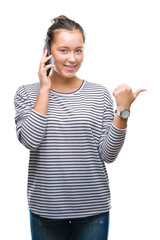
[50,71,78,87]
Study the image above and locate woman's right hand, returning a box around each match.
[38,48,56,90]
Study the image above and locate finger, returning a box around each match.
[40,54,53,66]
[133,89,146,99]
[43,54,54,64]
[40,49,47,64]
[44,64,56,70]
[43,48,47,54]
[41,48,48,60]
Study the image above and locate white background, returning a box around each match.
[0,0,160,239]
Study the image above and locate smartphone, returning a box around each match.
[43,40,55,76]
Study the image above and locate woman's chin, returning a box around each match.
[56,69,78,79]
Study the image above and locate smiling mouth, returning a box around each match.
[64,65,77,71]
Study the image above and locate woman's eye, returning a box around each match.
[60,49,83,54]
[76,49,83,53]
[60,49,67,53]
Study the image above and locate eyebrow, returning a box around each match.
[58,46,83,49]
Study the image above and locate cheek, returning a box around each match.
[54,53,84,67]
[54,55,66,65]
[80,52,84,61]
[78,55,84,65]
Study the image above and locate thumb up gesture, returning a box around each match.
[113,84,146,111]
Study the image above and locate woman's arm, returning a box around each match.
[14,86,48,150]
[33,48,55,115]
[98,85,146,163]
[14,49,55,150]
[33,87,50,115]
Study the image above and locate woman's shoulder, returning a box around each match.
[15,82,40,95]
[85,80,113,104]
[85,80,110,94]
[14,82,40,105]
[17,82,40,91]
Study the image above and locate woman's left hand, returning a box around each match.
[113,84,146,111]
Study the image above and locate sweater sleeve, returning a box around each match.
[14,85,47,150]
[98,88,127,163]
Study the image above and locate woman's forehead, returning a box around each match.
[52,29,84,46]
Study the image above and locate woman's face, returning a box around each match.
[50,29,84,79]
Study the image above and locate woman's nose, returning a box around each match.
[68,53,76,62]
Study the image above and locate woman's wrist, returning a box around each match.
[113,115,128,129]
[116,105,131,111]
[40,86,50,94]
[33,87,50,116]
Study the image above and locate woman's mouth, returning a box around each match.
[64,65,77,71]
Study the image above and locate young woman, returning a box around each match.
[14,15,145,240]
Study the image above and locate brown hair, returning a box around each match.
[46,15,85,46]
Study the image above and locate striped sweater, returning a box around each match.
[14,79,127,219]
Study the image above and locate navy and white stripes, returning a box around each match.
[14,79,127,219]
